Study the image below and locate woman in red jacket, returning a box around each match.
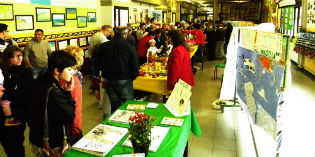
[167,30,195,90]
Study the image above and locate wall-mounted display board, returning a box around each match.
[220,2,260,22]
[306,0,315,32]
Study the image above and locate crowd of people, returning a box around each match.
[0,17,233,157]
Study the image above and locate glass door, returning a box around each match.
[114,6,129,27]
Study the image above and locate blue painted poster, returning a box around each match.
[236,46,285,121]
[31,0,51,5]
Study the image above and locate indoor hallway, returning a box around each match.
[0,60,314,157]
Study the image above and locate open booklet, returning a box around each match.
[165,79,192,117]
[72,124,128,156]
[109,110,136,124]
[122,126,170,152]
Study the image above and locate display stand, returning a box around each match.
[222,25,290,157]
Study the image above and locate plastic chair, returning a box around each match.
[213,63,225,80]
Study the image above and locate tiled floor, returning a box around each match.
[0,60,314,157]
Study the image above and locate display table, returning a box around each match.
[133,45,198,95]
[64,100,201,157]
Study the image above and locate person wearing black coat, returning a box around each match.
[96,26,139,113]
[27,51,76,156]
[0,46,32,157]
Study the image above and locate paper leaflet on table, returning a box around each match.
[126,104,146,110]
[165,79,192,117]
[113,153,145,157]
[122,126,170,152]
[146,103,159,108]
[72,124,128,156]
[161,117,184,126]
[109,110,136,124]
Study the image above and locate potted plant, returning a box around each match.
[128,112,156,157]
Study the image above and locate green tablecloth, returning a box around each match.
[64,100,201,157]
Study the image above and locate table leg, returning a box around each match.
[163,95,167,103]
[184,142,188,157]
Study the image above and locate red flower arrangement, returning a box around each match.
[128,112,156,156]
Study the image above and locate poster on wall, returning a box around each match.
[31,0,51,5]
[151,10,162,23]
[15,15,34,31]
[78,16,87,28]
[66,8,77,20]
[36,8,51,22]
[87,12,96,22]
[52,13,65,26]
[0,3,14,21]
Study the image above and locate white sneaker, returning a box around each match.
[193,66,201,70]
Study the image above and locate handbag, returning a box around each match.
[42,85,70,157]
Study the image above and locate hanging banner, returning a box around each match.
[254,31,283,62]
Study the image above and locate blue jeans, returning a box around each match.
[32,67,47,79]
[105,79,134,113]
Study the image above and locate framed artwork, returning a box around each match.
[48,41,56,51]
[36,7,51,22]
[87,36,92,45]
[66,8,77,20]
[15,15,34,31]
[79,37,87,47]
[77,16,87,28]
[87,12,96,22]
[83,49,89,58]
[58,40,68,50]
[52,13,65,26]
[69,38,78,46]
[0,4,14,21]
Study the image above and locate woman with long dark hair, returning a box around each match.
[167,30,195,90]
[0,45,32,157]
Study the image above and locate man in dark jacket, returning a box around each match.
[96,26,139,113]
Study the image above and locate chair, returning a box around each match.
[213,63,225,80]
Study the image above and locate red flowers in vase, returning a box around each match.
[128,112,156,156]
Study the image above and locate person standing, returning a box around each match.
[0,23,17,53]
[96,26,139,113]
[167,30,195,90]
[137,30,155,65]
[62,46,84,145]
[0,46,33,157]
[24,29,52,79]
[88,25,112,107]
[136,23,146,42]
[215,23,226,60]
[27,51,76,156]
